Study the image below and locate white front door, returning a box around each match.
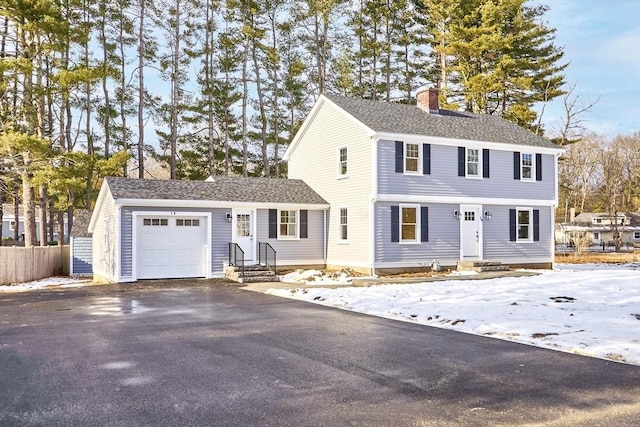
[460,204,482,259]
[233,210,255,263]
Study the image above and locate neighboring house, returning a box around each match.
[88,176,328,283]
[558,212,640,248]
[1,204,68,244]
[70,209,93,276]
[284,89,565,273]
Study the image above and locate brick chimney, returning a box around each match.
[416,87,439,114]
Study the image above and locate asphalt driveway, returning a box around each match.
[1,280,639,426]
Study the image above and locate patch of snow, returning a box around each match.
[0,277,91,293]
[267,263,640,365]
[280,269,366,286]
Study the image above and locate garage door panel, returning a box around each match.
[136,216,207,280]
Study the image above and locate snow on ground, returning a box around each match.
[0,277,90,292]
[268,263,640,365]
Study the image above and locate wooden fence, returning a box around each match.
[0,246,70,285]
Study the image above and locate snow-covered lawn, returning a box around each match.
[0,277,90,292]
[269,263,640,365]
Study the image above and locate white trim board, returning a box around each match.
[376,194,557,207]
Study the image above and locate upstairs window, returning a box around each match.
[467,148,480,177]
[338,147,348,177]
[521,153,533,180]
[514,152,541,181]
[405,143,420,173]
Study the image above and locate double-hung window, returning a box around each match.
[517,209,532,241]
[9,221,15,231]
[521,153,534,180]
[634,231,640,240]
[401,205,419,242]
[467,148,480,177]
[338,208,348,242]
[338,147,348,177]
[405,143,420,173]
[279,210,297,238]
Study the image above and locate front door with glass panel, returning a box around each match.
[460,204,482,259]
[233,210,255,263]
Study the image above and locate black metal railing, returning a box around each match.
[258,242,276,275]
[228,243,245,277]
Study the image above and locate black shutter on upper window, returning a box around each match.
[509,209,517,241]
[533,209,540,241]
[391,206,399,242]
[269,209,277,238]
[423,144,431,175]
[420,206,429,242]
[458,147,466,176]
[395,141,404,173]
[513,152,521,180]
[483,149,490,178]
[300,210,308,238]
[536,154,542,181]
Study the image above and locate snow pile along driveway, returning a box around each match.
[267,263,640,365]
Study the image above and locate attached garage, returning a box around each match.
[134,214,209,279]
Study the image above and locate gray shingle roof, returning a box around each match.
[105,177,328,205]
[325,94,560,149]
[70,209,92,237]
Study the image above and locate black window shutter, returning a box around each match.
[513,152,521,180]
[300,210,308,238]
[509,209,517,241]
[268,209,277,238]
[420,206,429,242]
[458,147,466,176]
[535,154,542,181]
[533,209,540,241]
[395,141,404,173]
[391,206,399,242]
[423,144,431,175]
[483,149,490,178]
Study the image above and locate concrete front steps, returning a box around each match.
[457,260,511,273]
[225,265,280,284]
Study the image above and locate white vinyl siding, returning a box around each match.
[287,100,372,268]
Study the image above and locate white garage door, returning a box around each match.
[136,216,207,279]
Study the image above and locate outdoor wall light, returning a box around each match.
[453,210,461,220]
[225,212,232,223]
[483,210,492,220]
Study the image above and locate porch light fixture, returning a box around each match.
[483,211,492,220]
[225,212,232,223]
[453,210,461,220]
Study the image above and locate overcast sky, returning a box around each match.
[533,0,640,137]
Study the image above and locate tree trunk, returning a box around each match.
[137,0,146,178]
[57,211,65,246]
[22,172,37,247]
[39,186,47,246]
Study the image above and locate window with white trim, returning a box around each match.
[9,221,15,231]
[176,219,200,227]
[593,232,600,240]
[401,205,419,242]
[405,142,420,173]
[634,231,640,240]
[279,210,297,238]
[517,209,532,241]
[338,208,348,242]
[338,147,348,177]
[521,153,534,180]
[143,218,168,226]
[467,148,480,177]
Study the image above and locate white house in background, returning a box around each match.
[69,209,93,276]
[284,89,565,274]
[558,212,640,249]
[1,204,68,244]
